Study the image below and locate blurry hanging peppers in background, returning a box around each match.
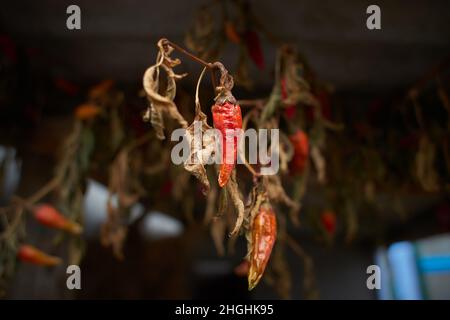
[17,245,61,267]
[289,130,309,175]
[74,103,101,121]
[321,210,337,236]
[244,30,264,70]
[225,21,241,44]
[33,204,82,235]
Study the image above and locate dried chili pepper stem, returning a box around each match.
[160,39,213,69]
[150,39,260,184]
[159,38,218,89]
[158,39,240,95]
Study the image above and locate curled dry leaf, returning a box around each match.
[281,46,314,106]
[217,188,228,218]
[210,217,226,257]
[101,202,128,260]
[263,175,299,213]
[183,67,216,194]
[310,145,326,184]
[54,120,93,233]
[143,40,188,140]
[226,170,245,237]
[101,148,143,259]
[203,184,218,225]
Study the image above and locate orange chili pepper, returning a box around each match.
[224,21,241,44]
[289,130,309,175]
[17,245,62,267]
[34,204,82,235]
[248,203,277,290]
[212,100,242,187]
[88,79,114,100]
[74,103,101,120]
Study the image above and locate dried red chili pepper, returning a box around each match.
[248,203,277,290]
[289,130,309,175]
[34,204,82,235]
[321,210,337,235]
[244,30,264,70]
[17,244,62,267]
[212,99,242,187]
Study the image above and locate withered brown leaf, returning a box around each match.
[183,68,215,194]
[227,170,245,237]
[143,40,189,140]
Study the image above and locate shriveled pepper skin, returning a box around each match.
[212,101,242,187]
[248,205,277,290]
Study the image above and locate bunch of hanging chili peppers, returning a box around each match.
[17,204,82,266]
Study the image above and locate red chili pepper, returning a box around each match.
[244,30,264,70]
[17,244,62,267]
[321,210,337,235]
[212,100,242,187]
[289,130,309,175]
[34,204,82,235]
[284,105,296,120]
[248,204,277,290]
